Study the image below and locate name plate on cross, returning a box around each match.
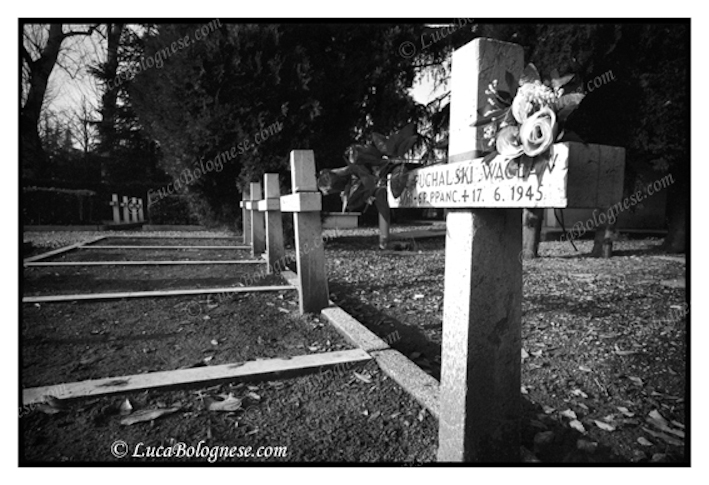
[388,142,624,209]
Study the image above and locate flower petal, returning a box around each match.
[519,107,557,157]
[495,126,524,158]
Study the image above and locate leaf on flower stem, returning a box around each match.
[390,165,409,198]
[471,108,509,127]
[505,70,518,96]
[371,133,389,155]
[520,63,541,84]
[481,150,499,165]
[396,135,418,158]
[552,74,575,90]
[550,69,560,83]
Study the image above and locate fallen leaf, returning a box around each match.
[35,403,62,415]
[35,396,67,415]
[521,447,541,463]
[617,406,635,417]
[521,348,529,360]
[651,453,669,463]
[648,409,667,425]
[615,349,639,356]
[577,439,598,453]
[208,394,243,412]
[571,389,588,398]
[560,409,577,420]
[120,407,181,425]
[354,372,372,384]
[534,431,554,447]
[569,419,586,433]
[671,420,685,429]
[594,420,616,432]
[247,392,261,401]
[119,398,133,416]
[637,437,653,447]
[646,416,685,438]
[542,405,555,414]
[628,376,644,386]
[579,365,592,373]
[210,339,219,346]
[642,426,683,446]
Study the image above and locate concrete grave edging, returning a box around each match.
[282,270,440,419]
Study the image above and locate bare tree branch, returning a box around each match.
[62,24,101,39]
[21,45,34,67]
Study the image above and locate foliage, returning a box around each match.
[125,23,473,222]
[474,64,585,171]
[147,194,211,226]
[317,124,418,212]
[22,186,99,225]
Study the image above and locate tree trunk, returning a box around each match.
[661,168,688,254]
[522,208,544,259]
[591,208,616,258]
[374,187,391,249]
[21,24,65,178]
[99,23,124,156]
[662,194,687,253]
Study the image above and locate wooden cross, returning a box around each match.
[240,185,252,245]
[280,150,329,314]
[387,38,625,462]
[249,182,266,257]
[261,173,285,273]
[110,193,121,223]
[129,197,139,222]
[121,196,130,224]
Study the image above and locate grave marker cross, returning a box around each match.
[384,38,625,462]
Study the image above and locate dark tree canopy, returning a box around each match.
[126,22,471,221]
